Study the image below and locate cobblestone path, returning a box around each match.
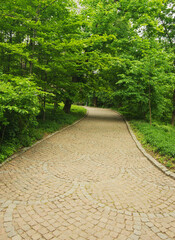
[0,107,175,240]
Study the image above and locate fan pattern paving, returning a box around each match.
[0,107,175,240]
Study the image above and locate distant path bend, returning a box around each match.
[0,107,175,240]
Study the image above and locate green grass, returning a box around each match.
[37,104,86,134]
[130,120,175,171]
[0,104,86,164]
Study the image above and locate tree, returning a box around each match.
[158,0,175,125]
[81,0,175,124]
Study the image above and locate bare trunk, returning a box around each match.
[63,99,72,114]
[20,58,25,75]
[172,89,175,126]
[29,61,33,75]
[0,125,6,145]
[53,91,59,112]
[29,30,36,74]
[29,39,34,74]
[42,69,48,121]
[172,111,175,126]
[93,92,97,107]
[7,31,12,73]
[7,55,11,73]
[20,58,23,70]
[43,95,46,121]
[149,85,152,125]
[94,97,97,107]
[54,102,58,111]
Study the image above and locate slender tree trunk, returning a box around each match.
[94,97,97,107]
[53,96,58,112]
[7,31,12,73]
[54,102,58,111]
[0,125,6,145]
[42,69,48,121]
[20,58,23,70]
[149,85,152,125]
[20,58,25,75]
[53,91,59,112]
[93,92,97,107]
[29,37,33,74]
[172,89,175,126]
[29,5,41,75]
[29,39,34,74]
[29,29,36,74]
[63,99,72,114]
[43,95,46,121]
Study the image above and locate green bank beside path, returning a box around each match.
[130,120,175,172]
[0,104,86,164]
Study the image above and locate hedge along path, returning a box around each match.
[0,107,175,240]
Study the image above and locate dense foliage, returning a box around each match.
[131,120,175,158]
[82,0,175,125]
[130,120,175,170]
[0,104,86,163]
[0,0,174,160]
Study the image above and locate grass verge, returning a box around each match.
[0,104,86,164]
[130,120,175,172]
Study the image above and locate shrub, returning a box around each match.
[0,73,41,145]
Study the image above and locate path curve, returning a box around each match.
[0,107,175,240]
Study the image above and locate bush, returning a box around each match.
[0,73,41,162]
[0,102,86,163]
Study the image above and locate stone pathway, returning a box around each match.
[0,107,175,240]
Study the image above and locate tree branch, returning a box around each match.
[40,0,58,13]
[159,15,174,49]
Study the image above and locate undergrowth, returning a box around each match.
[0,104,86,164]
[130,120,175,171]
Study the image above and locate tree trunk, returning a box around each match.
[0,125,6,145]
[172,89,175,126]
[42,69,48,120]
[7,31,12,73]
[53,91,59,112]
[54,102,58,111]
[20,58,25,75]
[43,95,46,121]
[29,29,36,75]
[29,38,34,74]
[94,97,97,107]
[149,85,152,125]
[63,99,72,114]
[93,92,97,107]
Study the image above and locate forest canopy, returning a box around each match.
[0,0,175,149]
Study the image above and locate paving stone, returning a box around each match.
[11,236,21,240]
[157,232,168,239]
[0,107,175,240]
